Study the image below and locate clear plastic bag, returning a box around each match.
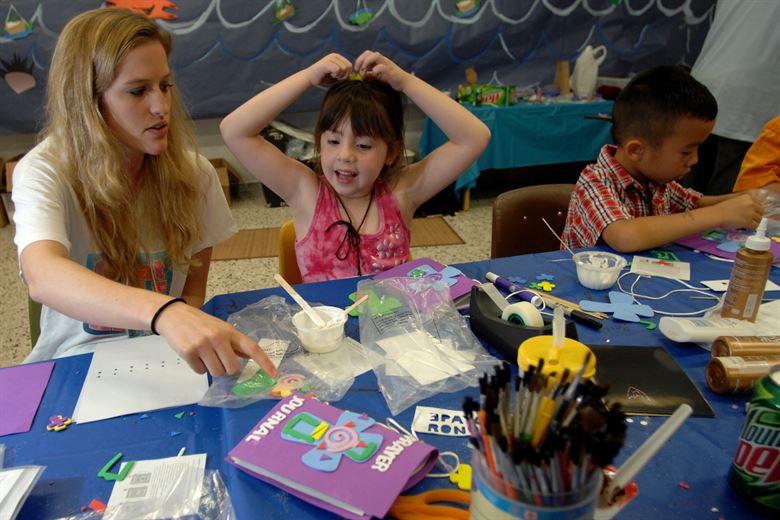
[54,469,234,520]
[757,188,780,235]
[357,277,500,415]
[199,296,360,407]
[0,464,45,520]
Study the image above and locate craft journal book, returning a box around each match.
[373,257,478,301]
[226,394,439,519]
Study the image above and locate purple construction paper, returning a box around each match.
[0,361,55,436]
[677,228,780,261]
[374,257,478,301]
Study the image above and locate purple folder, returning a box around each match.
[227,394,438,519]
[676,228,780,262]
[373,257,478,301]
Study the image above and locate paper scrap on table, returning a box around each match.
[630,256,691,280]
[412,406,470,437]
[0,361,54,437]
[701,279,780,292]
[105,453,206,519]
[72,335,208,424]
[376,331,475,385]
[0,466,44,520]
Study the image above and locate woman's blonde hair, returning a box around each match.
[42,8,201,286]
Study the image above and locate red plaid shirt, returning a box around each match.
[562,145,702,249]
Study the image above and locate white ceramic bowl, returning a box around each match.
[291,306,347,353]
[573,251,627,290]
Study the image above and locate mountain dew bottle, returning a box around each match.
[729,365,780,513]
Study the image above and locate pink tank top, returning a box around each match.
[295,180,411,283]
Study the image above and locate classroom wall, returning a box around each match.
[1,0,715,136]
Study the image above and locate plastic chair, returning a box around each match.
[28,296,41,348]
[278,220,303,285]
[490,183,575,258]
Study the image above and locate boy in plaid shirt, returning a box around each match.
[562,66,763,252]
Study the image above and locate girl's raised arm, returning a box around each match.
[354,51,490,210]
[220,54,352,206]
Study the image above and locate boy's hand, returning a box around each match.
[718,192,764,229]
[306,53,352,87]
[354,50,410,91]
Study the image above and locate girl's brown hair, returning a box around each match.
[314,77,406,179]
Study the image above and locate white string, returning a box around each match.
[384,418,461,478]
[616,271,721,316]
[427,451,462,478]
[384,417,418,440]
[507,290,547,311]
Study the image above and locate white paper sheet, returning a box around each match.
[72,335,208,424]
[412,406,470,437]
[630,256,691,280]
[105,454,206,520]
[376,331,474,385]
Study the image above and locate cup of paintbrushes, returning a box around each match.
[469,449,603,519]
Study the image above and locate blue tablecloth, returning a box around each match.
[419,101,614,194]
[2,247,776,519]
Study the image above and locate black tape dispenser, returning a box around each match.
[469,283,578,361]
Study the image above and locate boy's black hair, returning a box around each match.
[611,65,717,146]
[314,77,406,179]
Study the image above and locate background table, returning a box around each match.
[419,101,613,208]
[2,247,776,519]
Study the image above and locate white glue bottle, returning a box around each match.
[721,218,774,322]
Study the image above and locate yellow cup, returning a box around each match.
[517,336,596,384]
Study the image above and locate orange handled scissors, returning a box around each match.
[388,489,470,520]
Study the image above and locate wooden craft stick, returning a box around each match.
[274,273,326,327]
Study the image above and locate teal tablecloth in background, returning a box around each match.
[419,100,614,195]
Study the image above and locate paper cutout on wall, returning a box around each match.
[281,410,382,472]
[455,0,481,18]
[348,0,374,26]
[1,4,32,42]
[105,0,179,20]
[1,52,34,93]
[272,0,295,24]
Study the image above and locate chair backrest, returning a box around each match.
[278,219,303,285]
[491,183,575,258]
[28,295,41,348]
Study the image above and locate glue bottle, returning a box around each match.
[721,218,774,322]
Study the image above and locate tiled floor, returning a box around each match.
[0,183,493,367]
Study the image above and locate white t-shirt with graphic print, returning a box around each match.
[12,138,237,362]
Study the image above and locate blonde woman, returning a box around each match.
[12,8,275,377]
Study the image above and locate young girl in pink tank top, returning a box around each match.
[221,51,490,282]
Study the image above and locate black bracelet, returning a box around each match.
[150,297,187,335]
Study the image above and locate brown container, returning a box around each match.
[711,336,780,357]
[706,356,780,394]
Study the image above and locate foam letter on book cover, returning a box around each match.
[226,394,439,519]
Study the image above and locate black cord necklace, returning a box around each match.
[326,187,375,276]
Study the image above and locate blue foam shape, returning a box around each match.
[579,291,654,322]
[508,276,527,285]
[716,241,741,253]
[536,273,555,281]
[302,445,340,472]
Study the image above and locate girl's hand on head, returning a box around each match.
[354,51,410,91]
[306,53,352,87]
[154,301,278,378]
